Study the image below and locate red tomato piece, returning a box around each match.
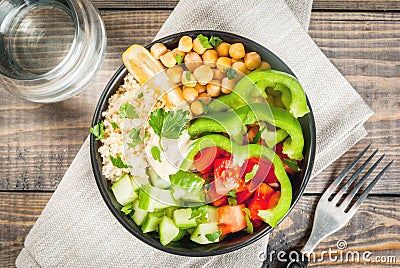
[248,183,276,220]
[194,147,218,174]
[236,189,254,204]
[218,204,247,235]
[274,142,297,175]
[214,158,241,195]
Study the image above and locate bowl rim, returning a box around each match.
[90,30,316,257]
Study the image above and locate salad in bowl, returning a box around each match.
[90,31,315,256]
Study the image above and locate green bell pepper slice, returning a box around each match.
[181,134,292,228]
[188,103,304,160]
[208,69,309,118]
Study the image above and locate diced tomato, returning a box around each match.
[267,191,281,208]
[205,181,228,207]
[248,183,277,220]
[251,219,264,228]
[241,157,277,192]
[218,204,247,235]
[214,158,241,195]
[194,147,231,174]
[236,189,254,204]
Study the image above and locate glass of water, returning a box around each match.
[0,0,107,103]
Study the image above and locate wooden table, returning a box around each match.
[1,1,399,267]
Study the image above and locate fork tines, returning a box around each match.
[321,145,393,214]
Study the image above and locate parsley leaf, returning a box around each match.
[162,109,190,139]
[128,128,145,148]
[119,103,139,119]
[227,189,237,198]
[209,35,223,48]
[245,164,259,183]
[197,34,213,49]
[251,126,265,144]
[243,111,256,125]
[243,208,254,234]
[90,121,105,140]
[225,68,237,80]
[190,206,208,223]
[151,146,162,162]
[205,231,222,242]
[228,197,237,206]
[284,159,301,172]
[110,155,129,168]
[185,71,191,81]
[137,92,144,98]
[111,122,119,130]
[121,203,133,215]
[175,54,184,65]
[148,108,166,137]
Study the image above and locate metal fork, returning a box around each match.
[286,146,393,267]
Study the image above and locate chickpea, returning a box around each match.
[257,61,271,70]
[247,126,259,143]
[178,36,193,52]
[202,49,218,67]
[244,52,261,70]
[213,68,225,80]
[182,86,198,103]
[184,52,202,72]
[181,71,197,87]
[190,100,204,115]
[216,42,230,57]
[194,83,207,94]
[193,65,213,85]
[231,58,244,64]
[232,61,247,76]
[160,51,176,68]
[221,77,236,94]
[172,48,186,61]
[216,57,232,72]
[229,43,245,59]
[166,65,183,83]
[207,80,221,97]
[150,43,168,59]
[192,38,208,55]
[198,93,212,105]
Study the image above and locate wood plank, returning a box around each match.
[0,192,398,267]
[0,11,399,192]
[92,0,400,11]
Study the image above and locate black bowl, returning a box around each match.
[90,30,316,257]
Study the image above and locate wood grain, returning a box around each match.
[0,193,398,267]
[0,11,398,193]
[92,0,400,11]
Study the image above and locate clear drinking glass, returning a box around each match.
[0,0,107,103]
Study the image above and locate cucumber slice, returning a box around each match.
[141,210,164,233]
[173,208,197,229]
[131,200,148,226]
[164,207,178,218]
[204,205,218,223]
[159,216,179,246]
[172,229,186,241]
[111,174,138,206]
[190,222,220,244]
[170,170,205,192]
[191,205,219,224]
[181,188,206,203]
[139,185,178,212]
[148,168,171,189]
[186,228,195,235]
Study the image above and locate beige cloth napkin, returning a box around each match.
[16,0,372,267]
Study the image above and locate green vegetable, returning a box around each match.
[121,203,133,215]
[151,146,162,162]
[148,168,171,189]
[225,68,237,80]
[141,211,164,233]
[170,170,205,192]
[284,158,300,172]
[227,189,237,198]
[189,104,304,160]
[131,200,148,226]
[159,216,180,246]
[175,54,184,65]
[112,174,138,205]
[90,121,104,140]
[245,164,259,183]
[119,103,139,119]
[181,134,292,228]
[260,127,289,148]
[149,108,190,140]
[252,128,263,144]
[110,155,129,169]
[185,70,191,81]
[209,35,223,48]
[138,185,177,212]
[128,128,145,148]
[111,122,119,130]
[243,208,254,234]
[205,231,222,242]
[197,34,213,49]
[190,222,220,244]
[208,69,309,118]
[173,208,198,229]
[228,197,237,206]
[137,92,144,98]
